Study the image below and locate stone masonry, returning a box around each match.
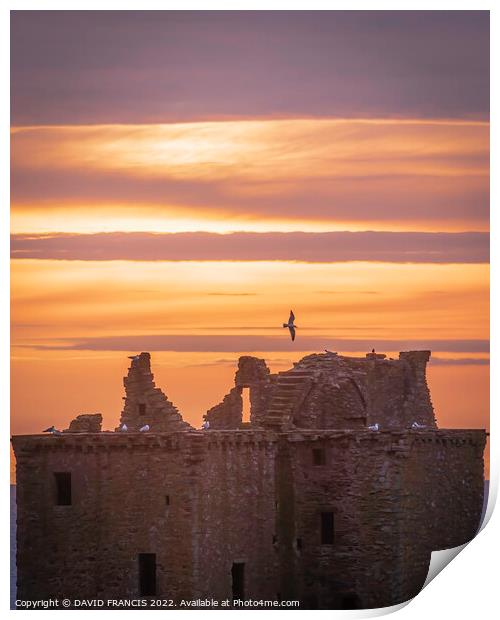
[12,350,486,610]
[117,352,192,432]
[63,413,102,433]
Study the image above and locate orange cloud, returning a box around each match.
[12,119,489,181]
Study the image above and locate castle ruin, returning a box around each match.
[12,350,486,609]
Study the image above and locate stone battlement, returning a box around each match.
[12,427,486,449]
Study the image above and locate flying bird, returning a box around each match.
[368,423,379,431]
[139,424,150,432]
[283,310,297,341]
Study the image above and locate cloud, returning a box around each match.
[11,11,489,125]
[207,292,257,297]
[10,231,489,263]
[429,357,489,366]
[20,334,490,353]
[11,119,489,228]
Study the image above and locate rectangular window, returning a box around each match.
[231,562,245,600]
[138,403,146,416]
[312,448,326,466]
[321,512,334,544]
[138,553,156,596]
[54,472,71,506]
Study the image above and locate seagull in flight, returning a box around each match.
[283,310,297,341]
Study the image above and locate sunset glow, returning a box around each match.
[11,10,489,479]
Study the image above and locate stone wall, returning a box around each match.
[14,433,200,603]
[274,429,485,609]
[202,350,435,432]
[205,357,275,429]
[12,428,485,609]
[283,351,436,431]
[118,353,192,432]
[190,431,279,601]
[205,388,243,429]
[235,356,275,426]
[63,413,102,433]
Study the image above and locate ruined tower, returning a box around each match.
[117,352,192,432]
[12,350,485,609]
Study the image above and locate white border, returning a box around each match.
[3,3,495,618]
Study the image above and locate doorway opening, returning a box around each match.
[231,562,245,600]
[138,553,157,596]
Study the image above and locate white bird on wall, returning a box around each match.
[120,423,128,432]
[202,420,210,430]
[139,424,150,432]
[411,421,426,429]
[368,423,379,431]
[283,310,297,341]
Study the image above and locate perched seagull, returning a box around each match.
[43,426,62,436]
[128,354,140,361]
[202,420,210,430]
[368,423,379,431]
[139,424,150,432]
[119,423,128,432]
[411,421,426,429]
[283,310,297,341]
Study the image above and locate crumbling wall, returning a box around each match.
[235,356,275,426]
[63,413,102,433]
[282,351,435,431]
[205,387,243,429]
[117,353,192,432]
[399,351,436,428]
[205,357,275,429]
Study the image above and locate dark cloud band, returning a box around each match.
[11,231,489,263]
[20,335,489,353]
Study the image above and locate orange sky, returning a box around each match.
[10,119,490,479]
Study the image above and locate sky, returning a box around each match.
[10,11,489,476]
